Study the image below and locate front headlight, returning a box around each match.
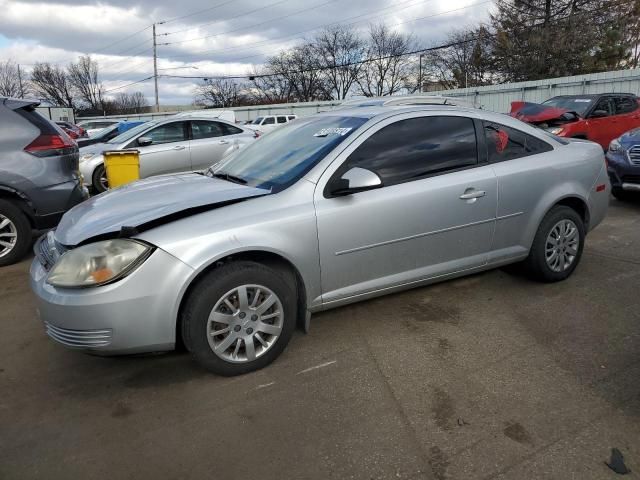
[608,139,623,153]
[546,127,564,135]
[80,152,95,162]
[47,239,153,288]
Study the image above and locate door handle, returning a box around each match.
[459,188,486,202]
[172,145,186,150]
[218,140,229,145]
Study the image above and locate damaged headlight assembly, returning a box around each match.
[46,239,153,288]
[546,126,565,135]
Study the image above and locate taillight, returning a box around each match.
[24,134,75,157]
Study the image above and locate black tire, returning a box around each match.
[92,164,108,193]
[0,199,32,267]
[612,187,635,202]
[522,205,585,283]
[181,261,297,376]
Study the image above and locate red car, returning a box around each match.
[510,94,640,150]
[55,121,87,139]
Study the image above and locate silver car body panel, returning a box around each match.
[31,105,610,354]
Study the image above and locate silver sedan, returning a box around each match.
[31,99,610,376]
[79,116,257,192]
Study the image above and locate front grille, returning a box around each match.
[628,145,640,166]
[622,175,640,184]
[45,322,112,348]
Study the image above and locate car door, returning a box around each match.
[586,96,616,147]
[133,121,190,178]
[188,120,236,170]
[313,114,498,304]
[612,96,640,139]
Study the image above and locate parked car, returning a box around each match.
[77,121,145,148]
[174,109,236,123]
[31,99,609,375]
[510,93,640,150]
[79,116,257,192]
[246,114,297,133]
[0,97,87,266]
[56,121,87,139]
[77,119,120,137]
[606,127,640,200]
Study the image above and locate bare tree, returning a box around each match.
[266,44,330,102]
[112,91,148,114]
[313,26,366,99]
[30,63,75,107]
[248,64,294,104]
[0,60,27,97]
[195,78,246,107]
[68,55,104,112]
[357,24,415,97]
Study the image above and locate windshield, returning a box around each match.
[210,115,368,193]
[252,117,264,125]
[107,121,153,144]
[542,97,594,117]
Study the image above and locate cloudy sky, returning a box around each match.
[0,0,494,105]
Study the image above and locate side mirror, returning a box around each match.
[137,136,153,146]
[330,167,382,197]
[590,110,608,118]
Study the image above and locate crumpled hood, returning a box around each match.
[55,173,269,246]
[510,101,576,123]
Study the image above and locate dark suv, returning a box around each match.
[0,97,87,266]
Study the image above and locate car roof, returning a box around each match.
[548,93,636,99]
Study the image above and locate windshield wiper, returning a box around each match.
[211,171,247,185]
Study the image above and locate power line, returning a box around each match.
[160,0,293,38]
[161,0,339,46]
[103,76,153,94]
[92,25,153,54]
[160,0,237,25]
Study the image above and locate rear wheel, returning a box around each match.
[92,164,108,193]
[0,199,32,267]
[181,261,297,376]
[523,205,585,282]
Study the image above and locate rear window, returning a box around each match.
[484,121,554,162]
[15,106,58,135]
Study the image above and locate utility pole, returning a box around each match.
[153,23,160,112]
[417,54,424,93]
[17,64,24,98]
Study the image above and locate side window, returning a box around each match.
[221,123,243,135]
[277,116,287,124]
[263,117,275,125]
[592,97,614,116]
[341,116,478,187]
[191,120,224,140]
[614,96,637,115]
[288,115,296,120]
[484,121,553,162]
[143,122,187,144]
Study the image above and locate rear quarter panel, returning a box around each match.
[489,141,605,263]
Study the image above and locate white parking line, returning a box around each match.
[296,360,337,375]
[255,382,275,390]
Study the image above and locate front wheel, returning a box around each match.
[181,261,297,376]
[0,199,32,267]
[92,164,109,193]
[523,206,585,282]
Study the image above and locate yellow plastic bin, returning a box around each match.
[103,149,140,189]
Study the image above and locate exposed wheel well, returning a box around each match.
[0,190,35,228]
[555,196,590,230]
[175,251,308,350]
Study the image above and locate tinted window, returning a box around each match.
[277,116,287,124]
[108,122,155,144]
[145,122,186,144]
[592,97,614,116]
[288,115,296,120]
[191,120,223,139]
[614,96,637,114]
[221,124,243,135]
[252,117,264,125]
[263,117,275,125]
[212,115,367,193]
[341,116,477,187]
[484,121,553,162]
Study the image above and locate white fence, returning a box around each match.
[37,106,75,122]
[76,67,640,123]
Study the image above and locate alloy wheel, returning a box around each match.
[0,214,17,258]
[207,284,284,363]
[545,219,579,273]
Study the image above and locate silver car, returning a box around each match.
[79,116,257,192]
[30,100,610,376]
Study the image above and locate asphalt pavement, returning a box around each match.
[1,198,639,480]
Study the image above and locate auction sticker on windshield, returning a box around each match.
[574,99,592,102]
[313,127,353,137]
